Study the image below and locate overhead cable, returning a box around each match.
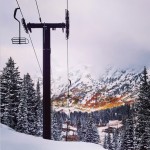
[15,0,43,76]
[34,0,42,23]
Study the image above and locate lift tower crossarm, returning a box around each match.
[27,23,66,32]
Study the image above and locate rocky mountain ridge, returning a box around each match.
[51,66,150,112]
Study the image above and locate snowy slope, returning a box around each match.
[0,123,105,150]
[51,65,150,111]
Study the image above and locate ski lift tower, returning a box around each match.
[26,9,70,140]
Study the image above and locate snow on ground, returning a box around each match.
[0,123,105,150]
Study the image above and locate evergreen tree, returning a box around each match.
[0,57,22,129]
[24,73,37,135]
[103,134,108,149]
[2,104,11,126]
[116,127,125,150]
[35,80,43,136]
[121,116,134,150]
[52,112,62,141]
[77,119,85,141]
[138,120,150,150]
[134,67,150,150]
[107,131,113,150]
[137,67,150,116]
[17,78,28,133]
[112,129,119,150]
[144,121,150,150]
[84,114,100,144]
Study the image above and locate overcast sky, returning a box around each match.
[1,0,150,79]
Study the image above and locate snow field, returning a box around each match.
[0,123,105,150]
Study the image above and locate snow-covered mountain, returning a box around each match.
[51,65,150,112]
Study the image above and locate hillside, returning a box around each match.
[51,66,150,112]
[0,123,105,150]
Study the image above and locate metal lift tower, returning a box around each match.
[27,10,69,139]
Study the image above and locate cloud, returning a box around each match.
[1,0,150,77]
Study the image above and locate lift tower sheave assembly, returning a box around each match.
[27,10,70,140]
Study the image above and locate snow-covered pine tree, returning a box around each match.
[145,121,150,150]
[112,129,119,150]
[0,57,22,129]
[84,114,100,144]
[2,104,11,126]
[134,67,150,150]
[107,131,113,150]
[57,111,63,131]
[17,78,28,134]
[121,115,134,150]
[77,118,84,141]
[35,80,43,136]
[114,127,125,150]
[139,121,150,150]
[24,73,37,135]
[103,134,108,149]
[52,112,62,141]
